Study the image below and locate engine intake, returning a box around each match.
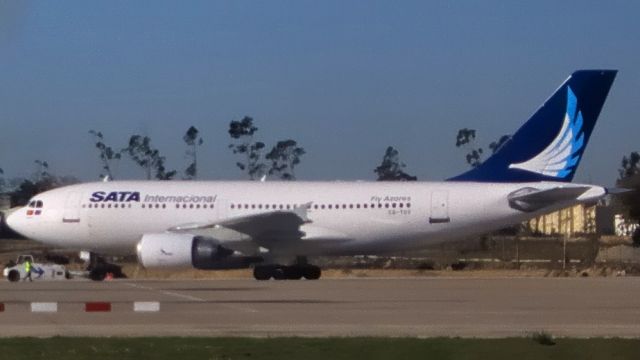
[136,233,262,270]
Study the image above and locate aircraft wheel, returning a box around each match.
[302,265,321,280]
[285,266,303,280]
[272,266,288,280]
[253,266,272,281]
[7,270,20,282]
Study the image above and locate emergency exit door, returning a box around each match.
[429,191,450,224]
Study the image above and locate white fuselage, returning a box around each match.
[5,180,604,258]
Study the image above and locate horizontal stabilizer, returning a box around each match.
[507,186,591,212]
[606,187,633,195]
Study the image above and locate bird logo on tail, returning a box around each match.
[508,86,585,178]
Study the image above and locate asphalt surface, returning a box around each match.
[1,277,639,338]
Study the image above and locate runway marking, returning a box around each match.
[134,301,160,312]
[31,302,57,313]
[123,282,205,302]
[122,282,258,313]
[85,302,111,312]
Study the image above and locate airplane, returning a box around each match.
[4,69,617,281]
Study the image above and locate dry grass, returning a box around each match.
[120,264,551,280]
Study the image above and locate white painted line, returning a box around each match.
[123,282,257,313]
[123,283,205,302]
[134,301,160,312]
[30,302,57,313]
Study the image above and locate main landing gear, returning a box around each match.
[84,252,125,281]
[253,256,321,281]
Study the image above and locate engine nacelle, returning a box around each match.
[136,233,262,270]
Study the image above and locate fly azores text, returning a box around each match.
[90,191,217,203]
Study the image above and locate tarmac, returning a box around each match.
[1,276,640,338]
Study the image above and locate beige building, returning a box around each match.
[526,203,597,236]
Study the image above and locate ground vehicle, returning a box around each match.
[3,255,70,282]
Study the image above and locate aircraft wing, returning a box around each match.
[507,185,593,212]
[168,205,311,242]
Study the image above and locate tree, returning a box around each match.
[488,135,511,154]
[89,130,122,179]
[619,151,640,180]
[228,116,267,180]
[183,126,203,180]
[125,135,176,180]
[455,128,511,168]
[34,160,52,182]
[374,146,417,181]
[8,163,80,206]
[265,140,305,180]
[455,128,483,167]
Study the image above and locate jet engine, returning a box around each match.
[136,233,262,270]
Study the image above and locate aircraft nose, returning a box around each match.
[4,209,23,234]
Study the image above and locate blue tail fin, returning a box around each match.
[448,70,617,183]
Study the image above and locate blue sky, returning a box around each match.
[1,1,639,185]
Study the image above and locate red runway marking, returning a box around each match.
[85,302,111,312]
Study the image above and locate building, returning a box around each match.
[526,203,598,236]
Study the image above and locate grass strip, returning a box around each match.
[0,337,638,360]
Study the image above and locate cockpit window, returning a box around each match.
[27,200,43,208]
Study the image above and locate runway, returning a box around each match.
[1,277,639,338]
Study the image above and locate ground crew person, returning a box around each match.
[24,258,33,282]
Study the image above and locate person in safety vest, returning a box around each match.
[24,258,33,282]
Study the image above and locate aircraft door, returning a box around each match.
[63,192,83,223]
[429,191,450,224]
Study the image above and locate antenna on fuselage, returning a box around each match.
[260,174,267,182]
[102,175,111,182]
